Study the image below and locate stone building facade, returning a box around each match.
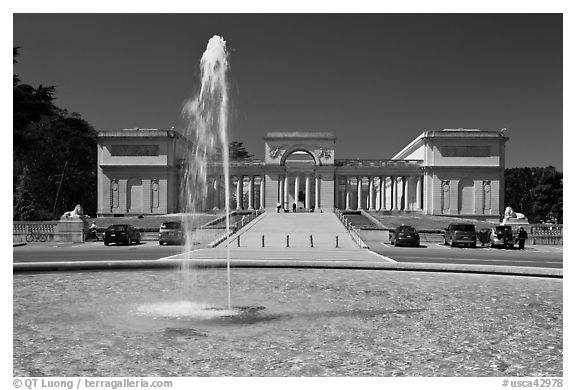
[97,129,508,221]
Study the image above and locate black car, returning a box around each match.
[158,221,184,245]
[444,223,477,247]
[389,225,420,247]
[104,224,141,246]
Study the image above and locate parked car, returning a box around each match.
[159,221,184,245]
[444,223,477,247]
[489,225,515,249]
[103,224,141,246]
[389,225,420,247]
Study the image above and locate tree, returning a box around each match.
[505,167,563,224]
[229,141,254,161]
[13,48,98,220]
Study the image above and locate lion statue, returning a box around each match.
[60,204,85,220]
[502,206,528,225]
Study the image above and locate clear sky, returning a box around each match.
[13,13,563,170]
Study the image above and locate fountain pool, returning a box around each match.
[13,268,562,377]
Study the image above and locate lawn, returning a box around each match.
[367,212,499,231]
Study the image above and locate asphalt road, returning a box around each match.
[12,241,188,263]
[367,240,563,269]
[13,239,563,269]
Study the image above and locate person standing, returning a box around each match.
[517,227,528,250]
[292,202,297,213]
[89,221,98,241]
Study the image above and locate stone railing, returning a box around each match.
[334,159,423,167]
[530,225,563,245]
[334,209,369,248]
[210,210,264,247]
[14,221,86,243]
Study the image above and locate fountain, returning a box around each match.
[179,35,233,311]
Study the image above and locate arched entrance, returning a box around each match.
[280,149,319,211]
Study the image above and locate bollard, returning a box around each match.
[237,235,240,247]
[287,235,290,248]
[336,235,339,248]
[310,234,314,248]
[262,235,265,247]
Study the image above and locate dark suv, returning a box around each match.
[389,225,420,247]
[444,223,477,247]
[158,221,184,245]
[104,224,141,246]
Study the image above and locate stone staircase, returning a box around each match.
[224,212,358,249]
[176,212,394,263]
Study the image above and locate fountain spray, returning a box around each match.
[182,35,232,309]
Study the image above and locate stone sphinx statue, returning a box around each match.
[501,206,529,225]
[60,204,85,220]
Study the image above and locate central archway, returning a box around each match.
[282,150,317,167]
[280,145,321,167]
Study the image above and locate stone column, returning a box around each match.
[248,176,254,210]
[236,175,243,210]
[213,177,219,210]
[357,177,362,210]
[396,177,402,210]
[294,175,300,209]
[416,176,422,210]
[368,177,375,210]
[391,176,397,210]
[403,177,409,210]
[260,176,265,209]
[345,177,351,210]
[278,176,284,206]
[305,175,311,209]
[315,175,320,210]
[284,176,289,210]
[380,176,386,211]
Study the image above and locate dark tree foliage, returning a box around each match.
[14,48,98,220]
[505,167,563,224]
[229,141,254,161]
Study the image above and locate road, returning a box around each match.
[367,240,563,269]
[12,241,188,262]
[13,240,563,269]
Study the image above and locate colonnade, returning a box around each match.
[207,175,265,210]
[339,175,423,211]
[277,174,320,210]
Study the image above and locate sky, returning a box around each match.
[13,13,563,169]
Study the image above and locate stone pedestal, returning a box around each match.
[56,220,86,243]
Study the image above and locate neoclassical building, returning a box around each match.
[97,129,508,221]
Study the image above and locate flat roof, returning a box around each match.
[264,131,336,140]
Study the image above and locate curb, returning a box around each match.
[13,258,562,278]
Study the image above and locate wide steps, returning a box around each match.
[230,212,357,248]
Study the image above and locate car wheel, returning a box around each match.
[394,240,398,247]
[449,238,455,247]
[444,238,448,245]
[471,243,476,248]
[159,241,164,246]
[104,241,109,246]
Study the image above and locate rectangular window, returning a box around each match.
[111,145,159,156]
[440,146,490,157]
